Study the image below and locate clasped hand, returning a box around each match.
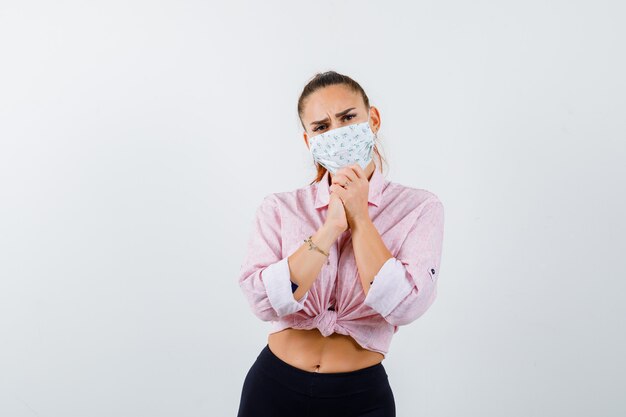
[329,164,370,228]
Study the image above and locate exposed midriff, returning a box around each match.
[267,327,384,374]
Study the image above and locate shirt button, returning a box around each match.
[431,268,436,274]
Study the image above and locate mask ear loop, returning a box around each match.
[367,108,377,140]
[370,108,379,168]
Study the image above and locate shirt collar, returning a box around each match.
[314,160,385,209]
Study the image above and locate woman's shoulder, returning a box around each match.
[385,178,443,209]
[260,182,318,209]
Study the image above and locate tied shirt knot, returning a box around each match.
[312,309,337,337]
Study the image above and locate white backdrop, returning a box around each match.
[1,1,624,416]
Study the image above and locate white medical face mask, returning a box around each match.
[308,111,376,174]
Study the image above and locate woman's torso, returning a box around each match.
[240,165,441,369]
[268,328,384,373]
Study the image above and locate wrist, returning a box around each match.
[351,215,372,233]
[321,222,345,241]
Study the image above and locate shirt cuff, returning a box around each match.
[263,257,309,317]
[363,257,414,317]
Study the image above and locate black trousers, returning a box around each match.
[236,344,396,417]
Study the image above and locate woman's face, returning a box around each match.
[301,85,380,150]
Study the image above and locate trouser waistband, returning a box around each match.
[254,344,388,397]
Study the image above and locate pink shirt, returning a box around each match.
[238,161,445,357]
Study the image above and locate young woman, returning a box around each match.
[236,71,445,417]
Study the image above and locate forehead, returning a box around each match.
[302,85,364,119]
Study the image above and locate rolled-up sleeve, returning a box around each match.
[238,194,309,321]
[363,199,444,327]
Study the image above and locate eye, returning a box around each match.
[312,114,357,133]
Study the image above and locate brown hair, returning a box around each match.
[297,70,386,185]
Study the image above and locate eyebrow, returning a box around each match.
[310,107,356,127]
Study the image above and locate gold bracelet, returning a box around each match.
[304,235,330,265]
